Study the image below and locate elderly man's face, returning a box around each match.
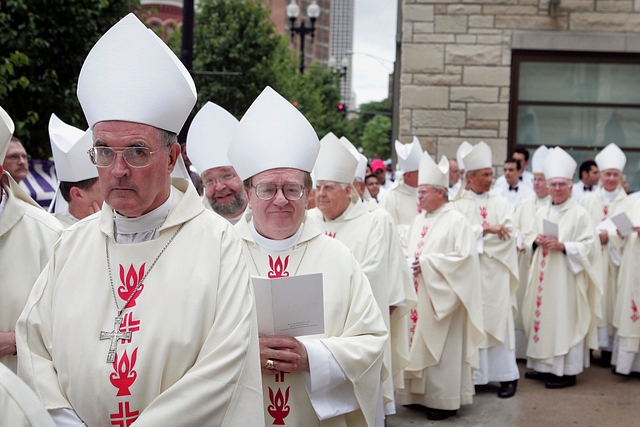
[316,180,351,220]
[533,173,548,198]
[418,184,446,213]
[248,168,308,240]
[601,169,621,192]
[468,168,493,194]
[202,166,247,218]
[93,121,178,218]
[547,178,572,205]
[3,140,29,183]
[448,160,459,186]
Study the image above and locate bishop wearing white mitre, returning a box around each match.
[0,107,63,374]
[228,86,388,427]
[523,147,602,389]
[455,141,520,398]
[581,143,632,367]
[398,152,484,421]
[16,14,263,427]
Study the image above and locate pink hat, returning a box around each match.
[371,159,385,172]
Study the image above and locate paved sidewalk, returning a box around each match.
[387,355,640,426]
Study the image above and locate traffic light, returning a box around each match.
[337,103,346,116]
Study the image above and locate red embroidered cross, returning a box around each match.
[119,312,140,344]
[268,256,290,278]
[275,371,286,383]
[632,300,639,323]
[417,241,424,249]
[533,334,539,343]
[110,402,138,427]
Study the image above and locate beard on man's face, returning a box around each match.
[208,189,247,217]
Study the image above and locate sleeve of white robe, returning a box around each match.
[301,340,359,420]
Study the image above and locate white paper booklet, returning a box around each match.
[252,273,324,337]
[610,211,634,238]
[543,219,558,239]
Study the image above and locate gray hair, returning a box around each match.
[157,128,178,148]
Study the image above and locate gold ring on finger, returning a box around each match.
[264,359,275,370]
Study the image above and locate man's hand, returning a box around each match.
[0,331,16,357]
[483,224,511,240]
[536,234,564,252]
[411,258,421,277]
[88,201,102,215]
[259,335,309,375]
[599,230,608,245]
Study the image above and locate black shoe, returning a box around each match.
[600,350,612,368]
[545,375,576,389]
[497,380,517,398]
[524,370,551,381]
[425,408,457,421]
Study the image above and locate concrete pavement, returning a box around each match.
[387,353,640,426]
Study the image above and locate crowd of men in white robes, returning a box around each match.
[2,12,640,427]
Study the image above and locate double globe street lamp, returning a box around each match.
[286,0,321,74]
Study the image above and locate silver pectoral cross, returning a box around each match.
[100,315,132,363]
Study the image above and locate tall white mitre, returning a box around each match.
[595,142,626,172]
[418,153,449,188]
[456,140,472,171]
[340,136,366,181]
[395,136,423,172]
[186,102,239,175]
[543,147,576,180]
[531,145,550,174]
[314,133,359,184]
[49,114,97,183]
[228,86,319,180]
[77,13,196,133]
[462,141,492,172]
[0,106,15,162]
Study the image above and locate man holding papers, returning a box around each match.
[522,147,602,389]
[581,143,633,367]
[228,87,388,427]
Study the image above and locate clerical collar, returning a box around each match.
[0,188,7,218]
[536,195,549,207]
[602,188,618,203]
[250,219,303,252]
[550,197,570,216]
[470,190,489,200]
[404,183,418,196]
[114,188,173,243]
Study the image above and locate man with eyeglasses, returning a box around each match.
[2,137,30,184]
[0,107,63,376]
[522,147,602,389]
[187,102,248,223]
[580,143,633,368]
[229,87,388,427]
[16,14,263,427]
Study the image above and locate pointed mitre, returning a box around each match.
[531,145,549,174]
[456,141,472,170]
[77,13,196,133]
[543,147,576,180]
[462,141,492,172]
[0,106,15,163]
[186,102,238,175]
[395,136,423,172]
[49,114,97,182]
[418,153,449,188]
[340,136,366,181]
[595,143,626,172]
[314,133,358,184]
[228,86,319,180]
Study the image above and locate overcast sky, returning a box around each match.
[352,0,397,106]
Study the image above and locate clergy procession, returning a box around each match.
[3,12,640,427]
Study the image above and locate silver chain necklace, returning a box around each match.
[99,223,184,363]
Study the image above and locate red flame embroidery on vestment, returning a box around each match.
[118,264,145,308]
[110,349,138,396]
[632,300,639,323]
[268,256,290,278]
[417,202,422,214]
[268,387,291,425]
[109,401,138,427]
[325,231,336,238]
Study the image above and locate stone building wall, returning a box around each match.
[399,0,640,168]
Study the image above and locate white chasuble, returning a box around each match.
[235,214,388,427]
[0,362,56,427]
[364,198,417,391]
[400,204,484,410]
[581,189,633,341]
[53,212,77,228]
[613,201,640,373]
[16,180,264,427]
[454,190,519,349]
[380,180,420,249]
[0,177,62,373]
[522,198,602,366]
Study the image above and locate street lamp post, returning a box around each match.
[286,0,321,74]
[329,55,349,106]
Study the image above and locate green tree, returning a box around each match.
[351,99,391,146]
[0,0,139,158]
[360,114,391,159]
